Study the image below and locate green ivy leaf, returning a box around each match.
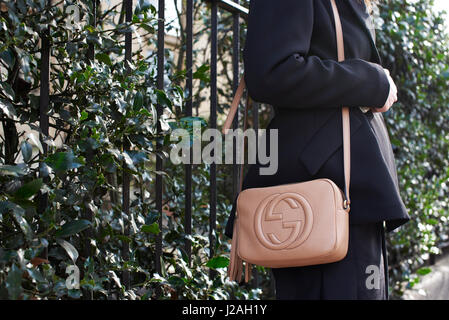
[67,289,81,299]
[193,64,210,83]
[168,276,186,288]
[26,268,46,283]
[115,235,131,243]
[10,204,33,240]
[135,0,152,14]
[133,91,143,108]
[80,110,88,121]
[0,49,15,69]
[58,71,64,88]
[0,99,17,120]
[39,162,52,178]
[160,256,167,278]
[27,132,43,154]
[20,141,33,163]
[55,220,91,238]
[95,52,112,66]
[109,270,122,288]
[6,264,22,299]
[1,81,15,100]
[45,151,83,172]
[141,222,160,234]
[0,164,28,177]
[206,256,229,269]
[179,116,207,130]
[14,178,43,200]
[155,89,172,108]
[417,267,432,276]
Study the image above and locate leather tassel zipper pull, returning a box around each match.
[244,262,252,283]
[228,216,244,282]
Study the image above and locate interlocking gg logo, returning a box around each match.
[254,193,313,250]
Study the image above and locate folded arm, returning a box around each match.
[243,0,390,109]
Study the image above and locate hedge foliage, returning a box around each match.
[0,0,449,300]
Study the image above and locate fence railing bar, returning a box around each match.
[209,0,218,280]
[231,1,240,200]
[37,0,52,263]
[82,0,98,299]
[155,0,165,278]
[87,0,96,61]
[184,0,193,266]
[121,0,133,291]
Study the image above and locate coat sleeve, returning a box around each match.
[243,0,390,109]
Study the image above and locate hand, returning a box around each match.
[371,68,397,113]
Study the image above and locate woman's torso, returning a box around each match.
[243,0,409,231]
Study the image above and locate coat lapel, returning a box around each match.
[345,0,382,64]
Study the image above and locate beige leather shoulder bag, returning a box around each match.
[222,0,351,283]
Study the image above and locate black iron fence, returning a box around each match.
[35,0,263,294]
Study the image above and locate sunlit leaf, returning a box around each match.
[141,222,160,234]
[56,239,79,263]
[10,204,33,240]
[0,99,17,120]
[27,132,44,154]
[0,164,28,177]
[206,256,229,269]
[20,141,33,163]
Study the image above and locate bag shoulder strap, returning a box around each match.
[227,0,352,284]
[330,0,351,209]
[222,0,351,209]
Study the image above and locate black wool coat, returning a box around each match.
[225,0,410,238]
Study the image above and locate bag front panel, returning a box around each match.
[236,179,347,267]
